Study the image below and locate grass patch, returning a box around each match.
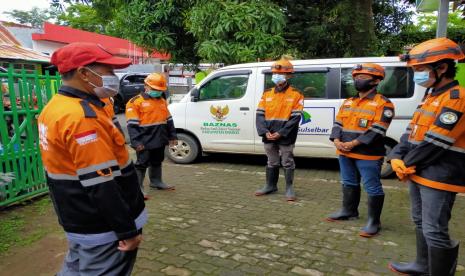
[0,197,52,255]
[0,215,26,254]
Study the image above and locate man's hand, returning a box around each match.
[118,234,142,251]
[391,159,416,181]
[135,144,145,152]
[340,140,360,152]
[334,139,345,151]
[391,159,407,173]
[265,132,273,140]
[169,140,178,148]
[270,132,281,140]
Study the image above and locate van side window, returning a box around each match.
[341,67,414,98]
[264,72,328,98]
[123,75,147,84]
[199,75,248,101]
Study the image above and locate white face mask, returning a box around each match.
[86,67,120,98]
[413,70,435,88]
[271,74,286,85]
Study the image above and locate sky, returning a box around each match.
[0,0,51,21]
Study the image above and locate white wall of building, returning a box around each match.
[32,40,66,56]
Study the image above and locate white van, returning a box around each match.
[167,57,425,177]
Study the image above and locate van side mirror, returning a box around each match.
[190,87,199,102]
[122,79,130,85]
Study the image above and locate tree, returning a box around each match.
[274,0,381,58]
[3,7,58,28]
[188,0,286,63]
[110,0,199,64]
[56,4,106,33]
[373,0,415,55]
[412,9,465,31]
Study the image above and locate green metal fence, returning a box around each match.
[0,64,61,207]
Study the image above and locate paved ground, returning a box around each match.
[0,152,464,276]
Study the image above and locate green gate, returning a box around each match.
[0,64,61,207]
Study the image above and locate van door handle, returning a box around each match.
[240,107,250,111]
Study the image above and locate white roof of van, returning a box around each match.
[219,56,402,71]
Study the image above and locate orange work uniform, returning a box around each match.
[330,90,395,160]
[389,80,465,193]
[38,86,146,245]
[125,93,177,149]
[256,84,304,145]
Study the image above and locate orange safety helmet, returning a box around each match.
[271,58,294,74]
[352,63,385,79]
[400,37,465,66]
[144,73,167,91]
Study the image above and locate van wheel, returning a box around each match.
[166,133,200,164]
[381,139,397,178]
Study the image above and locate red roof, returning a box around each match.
[0,23,50,62]
[32,22,169,60]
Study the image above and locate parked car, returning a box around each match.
[112,73,149,113]
[167,56,425,178]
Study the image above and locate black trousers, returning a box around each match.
[134,147,165,169]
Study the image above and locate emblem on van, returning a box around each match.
[300,111,312,125]
[210,105,230,121]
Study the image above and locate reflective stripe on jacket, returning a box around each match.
[330,90,395,160]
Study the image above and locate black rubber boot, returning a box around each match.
[149,165,175,190]
[360,194,384,237]
[255,166,279,196]
[429,242,459,276]
[389,229,429,275]
[136,168,147,194]
[327,185,360,221]
[284,168,296,201]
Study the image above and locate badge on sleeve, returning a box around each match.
[358,118,369,128]
[434,107,463,130]
[383,109,394,118]
[439,112,458,125]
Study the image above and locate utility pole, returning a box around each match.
[436,0,449,37]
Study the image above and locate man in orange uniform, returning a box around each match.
[126,73,177,196]
[327,64,395,238]
[388,38,465,276]
[255,58,304,201]
[38,42,146,275]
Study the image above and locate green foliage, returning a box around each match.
[373,0,415,55]
[411,9,465,31]
[111,0,199,64]
[188,0,286,63]
[386,28,465,54]
[56,4,106,33]
[275,0,397,58]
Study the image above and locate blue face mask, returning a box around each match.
[413,71,433,87]
[147,90,163,98]
[271,74,286,85]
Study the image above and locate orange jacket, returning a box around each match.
[102,97,124,135]
[330,90,395,160]
[389,80,465,193]
[125,93,177,149]
[38,86,145,244]
[256,83,304,145]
